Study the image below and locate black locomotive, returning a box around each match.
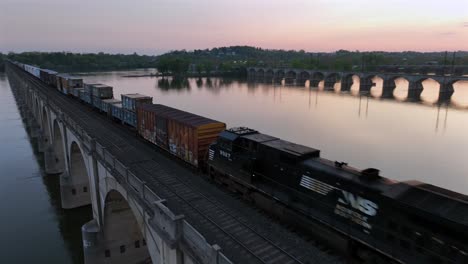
[207,127,468,264]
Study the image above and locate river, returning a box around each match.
[1,70,467,262]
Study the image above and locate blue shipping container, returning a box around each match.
[111,103,124,122]
[92,96,102,109]
[123,109,137,127]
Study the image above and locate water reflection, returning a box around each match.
[1,74,90,264]
[157,77,190,91]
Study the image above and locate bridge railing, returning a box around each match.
[66,115,232,264]
[20,67,233,264]
[93,140,232,264]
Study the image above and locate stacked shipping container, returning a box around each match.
[111,103,124,121]
[121,94,153,127]
[100,99,121,115]
[137,104,226,167]
[90,84,113,109]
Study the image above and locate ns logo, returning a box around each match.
[338,190,379,216]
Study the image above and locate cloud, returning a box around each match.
[463,22,468,27]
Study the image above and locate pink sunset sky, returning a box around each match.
[0,0,467,54]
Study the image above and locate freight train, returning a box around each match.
[10,61,468,264]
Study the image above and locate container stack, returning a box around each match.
[121,93,153,127]
[55,74,83,95]
[90,84,113,109]
[72,88,84,98]
[100,98,121,116]
[136,104,226,167]
[111,103,124,121]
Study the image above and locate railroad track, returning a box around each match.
[9,65,343,264]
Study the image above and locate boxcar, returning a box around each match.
[40,69,58,86]
[56,74,70,94]
[24,64,41,78]
[137,104,226,167]
[100,99,121,115]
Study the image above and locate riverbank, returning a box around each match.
[122,71,246,78]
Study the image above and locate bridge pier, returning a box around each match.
[311,79,321,87]
[382,79,396,98]
[37,133,47,152]
[407,81,424,101]
[438,82,455,103]
[81,215,152,264]
[359,78,375,94]
[60,171,92,209]
[44,146,63,174]
[341,76,354,92]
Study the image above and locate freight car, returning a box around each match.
[206,127,468,264]
[137,104,226,167]
[24,64,41,78]
[122,94,153,127]
[39,69,58,87]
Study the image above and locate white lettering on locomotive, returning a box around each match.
[219,150,231,159]
[338,190,379,216]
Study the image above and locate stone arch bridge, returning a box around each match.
[248,67,468,102]
[7,66,233,264]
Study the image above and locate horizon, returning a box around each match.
[3,46,468,57]
[0,0,467,54]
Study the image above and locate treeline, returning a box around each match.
[0,52,156,72]
[156,46,468,73]
[2,47,467,74]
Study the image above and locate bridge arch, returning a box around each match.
[248,68,256,78]
[65,141,91,207]
[285,70,297,85]
[52,120,66,173]
[414,77,441,103]
[324,73,341,90]
[265,69,275,80]
[451,80,468,108]
[298,71,311,86]
[311,72,325,87]
[275,70,285,80]
[257,68,265,79]
[102,189,151,263]
[341,73,358,92]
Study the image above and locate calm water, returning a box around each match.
[0,73,91,263]
[81,70,468,195]
[2,70,468,263]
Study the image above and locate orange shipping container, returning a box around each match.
[137,104,226,167]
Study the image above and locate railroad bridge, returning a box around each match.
[247,67,468,102]
[6,63,338,264]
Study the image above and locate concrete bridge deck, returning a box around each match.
[8,64,342,264]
